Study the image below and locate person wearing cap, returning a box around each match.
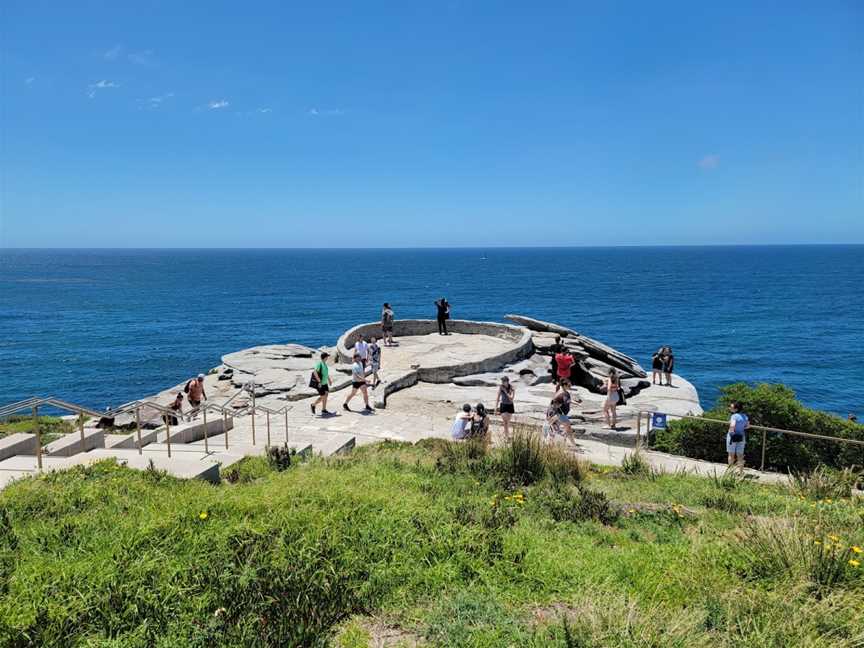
[186,373,207,408]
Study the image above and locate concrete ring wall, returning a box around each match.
[336,319,533,384]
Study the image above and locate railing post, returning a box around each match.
[760,428,767,472]
[223,411,229,450]
[266,411,271,447]
[251,394,256,446]
[78,409,86,452]
[135,407,143,455]
[33,405,42,470]
[165,411,172,458]
[284,408,289,445]
[203,406,209,454]
[636,411,642,449]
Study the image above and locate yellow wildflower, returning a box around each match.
[814,540,821,545]
[828,534,840,542]
[825,499,833,504]
[852,546,862,554]
[849,559,861,568]
[199,511,209,520]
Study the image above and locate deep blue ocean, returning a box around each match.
[1,247,862,416]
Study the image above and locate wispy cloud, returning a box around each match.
[87,79,120,99]
[208,99,229,110]
[128,49,155,66]
[142,92,174,109]
[257,107,272,113]
[307,107,343,116]
[698,154,720,170]
[25,76,36,85]
[103,44,123,61]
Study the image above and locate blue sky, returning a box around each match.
[1,1,861,247]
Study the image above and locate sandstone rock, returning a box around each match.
[505,314,578,337]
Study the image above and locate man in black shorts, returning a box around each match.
[343,353,373,412]
[310,352,333,415]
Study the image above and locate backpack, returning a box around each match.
[184,380,193,394]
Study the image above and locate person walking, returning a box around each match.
[435,297,450,335]
[310,351,334,416]
[495,376,516,439]
[552,379,576,439]
[381,303,395,346]
[343,353,373,412]
[651,347,664,385]
[164,392,184,426]
[185,374,207,409]
[603,368,620,429]
[661,346,675,386]
[369,337,382,388]
[354,336,370,369]
[727,401,749,468]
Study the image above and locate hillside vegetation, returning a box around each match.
[1,433,862,647]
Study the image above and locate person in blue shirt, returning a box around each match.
[727,401,750,468]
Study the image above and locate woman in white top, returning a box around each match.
[450,403,473,440]
[603,368,620,429]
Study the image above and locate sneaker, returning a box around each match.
[343,403,350,411]
[321,409,333,416]
[310,404,316,415]
[364,406,374,412]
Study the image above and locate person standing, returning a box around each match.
[381,303,395,346]
[310,351,333,416]
[727,401,749,468]
[355,336,370,369]
[435,297,450,335]
[369,337,382,388]
[662,346,675,386]
[550,336,562,384]
[343,353,373,412]
[603,369,620,429]
[552,379,576,438]
[164,392,184,426]
[185,374,207,409]
[554,348,574,385]
[495,376,516,439]
[651,347,664,385]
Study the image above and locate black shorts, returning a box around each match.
[189,399,201,407]
[316,384,329,395]
[352,381,366,389]
[382,325,393,333]
[499,403,515,414]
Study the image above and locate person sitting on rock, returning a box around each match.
[343,353,373,413]
[450,403,473,440]
[469,403,490,441]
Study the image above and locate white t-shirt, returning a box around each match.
[450,413,471,439]
[355,340,369,360]
[351,361,365,382]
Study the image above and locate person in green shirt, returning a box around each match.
[310,352,333,416]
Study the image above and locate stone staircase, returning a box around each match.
[0,409,357,490]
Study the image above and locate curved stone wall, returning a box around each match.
[336,319,533,385]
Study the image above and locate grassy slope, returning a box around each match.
[0,440,862,647]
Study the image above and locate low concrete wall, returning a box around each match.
[372,369,420,409]
[0,433,39,461]
[161,416,234,445]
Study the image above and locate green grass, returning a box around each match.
[1,437,862,647]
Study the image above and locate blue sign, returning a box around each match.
[651,413,668,430]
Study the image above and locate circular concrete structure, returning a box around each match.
[337,319,533,389]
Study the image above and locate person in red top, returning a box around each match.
[555,349,574,383]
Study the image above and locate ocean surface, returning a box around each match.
[1,247,862,416]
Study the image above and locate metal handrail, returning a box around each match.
[636,410,864,471]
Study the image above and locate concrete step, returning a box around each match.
[43,429,105,457]
[159,416,234,445]
[0,433,39,461]
[79,449,220,483]
[104,429,159,450]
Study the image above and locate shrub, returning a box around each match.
[266,443,296,472]
[710,466,748,491]
[494,427,546,488]
[435,438,490,478]
[651,383,864,472]
[789,465,863,500]
[737,516,863,591]
[543,444,586,486]
[538,485,618,526]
